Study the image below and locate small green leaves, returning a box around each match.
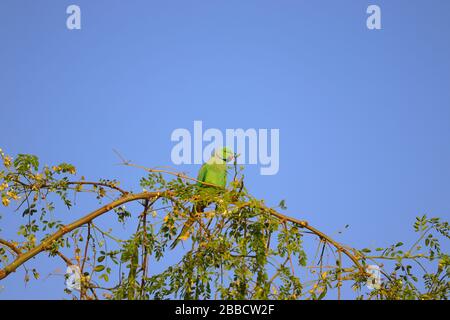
[14,154,39,173]
[99,273,109,282]
[93,265,105,272]
[52,163,76,175]
[32,268,40,280]
[115,205,132,223]
[278,200,287,210]
[0,149,448,300]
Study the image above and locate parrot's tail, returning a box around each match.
[169,204,205,250]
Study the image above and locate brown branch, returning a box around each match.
[0,183,367,284]
[267,208,366,275]
[54,250,98,300]
[0,238,73,265]
[13,178,128,196]
[224,201,366,275]
[80,222,91,300]
[0,239,73,278]
[337,250,343,300]
[0,239,22,256]
[67,181,128,195]
[81,223,91,273]
[282,222,296,276]
[91,161,365,275]
[55,251,73,266]
[0,191,168,280]
[140,199,151,299]
[123,162,221,188]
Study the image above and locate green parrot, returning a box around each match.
[170,147,234,249]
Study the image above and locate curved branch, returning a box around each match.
[0,239,21,256]
[223,201,366,274]
[0,239,72,269]
[0,187,366,281]
[268,208,366,274]
[67,181,129,195]
[12,178,128,195]
[0,191,168,280]
[55,251,73,266]
[123,162,221,188]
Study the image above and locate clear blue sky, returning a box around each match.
[0,0,449,299]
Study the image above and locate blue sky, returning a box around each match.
[0,0,449,299]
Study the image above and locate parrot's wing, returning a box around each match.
[196,163,208,185]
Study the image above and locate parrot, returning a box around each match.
[170,147,234,249]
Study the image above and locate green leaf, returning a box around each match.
[93,265,105,272]
[14,154,39,173]
[278,200,287,210]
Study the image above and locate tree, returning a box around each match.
[0,149,448,300]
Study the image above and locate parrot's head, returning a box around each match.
[213,147,234,163]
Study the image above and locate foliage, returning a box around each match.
[0,148,448,300]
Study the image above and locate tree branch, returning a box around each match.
[0,187,367,282]
[267,208,366,274]
[0,239,21,256]
[0,191,166,280]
